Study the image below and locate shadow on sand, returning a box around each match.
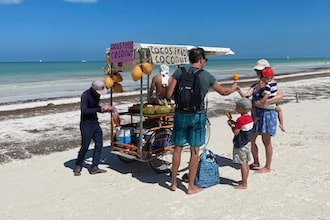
[64,147,240,190]
[216,155,240,186]
[64,146,175,191]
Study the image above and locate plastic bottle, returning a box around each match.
[151,89,157,104]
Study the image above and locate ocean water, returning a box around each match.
[0,58,329,105]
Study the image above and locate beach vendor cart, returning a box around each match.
[104,41,234,173]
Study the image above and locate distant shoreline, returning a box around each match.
[1,68,330,121]
[1,67,330,107]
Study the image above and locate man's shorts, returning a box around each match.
[172,112,206,147]
[233,143,251,164]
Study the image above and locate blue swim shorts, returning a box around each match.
[172,112,206,147]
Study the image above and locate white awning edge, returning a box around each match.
[134,43,235,56]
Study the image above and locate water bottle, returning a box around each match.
[151,89,157,104]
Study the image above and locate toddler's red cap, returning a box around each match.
[262,68,274,77]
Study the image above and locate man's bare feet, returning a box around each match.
[256,167,271,173]
[234,184,247,189]
[279,124,285,132]
[187,186,203,195]
[170,178,177,191]
[169,185,176,191]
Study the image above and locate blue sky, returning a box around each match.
[1,0,329,61]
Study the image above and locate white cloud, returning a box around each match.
[64,0,98,3]
[0,0,23,4]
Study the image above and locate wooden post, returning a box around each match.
[295,92,299,103]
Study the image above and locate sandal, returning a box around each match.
[90,167,107,175]
[249,164,260,170]
[182,173,189,183]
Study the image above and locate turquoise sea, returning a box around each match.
[0,58,329,105]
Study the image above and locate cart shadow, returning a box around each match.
[63,148,237,190]
[64,146,174,190]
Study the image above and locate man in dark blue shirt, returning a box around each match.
[74,79,118,176]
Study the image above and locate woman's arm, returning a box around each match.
[254,88,283,108]
[238,86,254,98]
[213,82,238,96]
[266,88,283,104]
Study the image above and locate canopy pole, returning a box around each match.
[110,62,114,147]
[138,49,144,158]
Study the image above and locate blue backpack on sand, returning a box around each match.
[195,148,220,188]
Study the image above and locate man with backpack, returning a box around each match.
[167,47,239,194]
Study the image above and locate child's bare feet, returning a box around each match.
[187,186,203,195]
[256,167,271,173]
[234,184,247,189]
[279,124,285,132]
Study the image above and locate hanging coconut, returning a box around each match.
[111,72,123,83]
[104,76,114,89]
[131,64,143,81]
[112,82,123,93]
[141,62,153,75]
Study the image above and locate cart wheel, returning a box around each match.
[147,129,190,174]
[117,155,134,163]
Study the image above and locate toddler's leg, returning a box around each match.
[276,105,285,132]
[234,163,249,189]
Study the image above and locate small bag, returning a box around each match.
[195,148,220,188]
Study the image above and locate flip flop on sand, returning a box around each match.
[90,168,107,175]
[249,163,260,170]
[182,173,189,183]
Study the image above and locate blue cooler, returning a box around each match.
[115,127,132,144]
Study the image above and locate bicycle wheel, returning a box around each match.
[200,118,211,150]
[147,129,190,174]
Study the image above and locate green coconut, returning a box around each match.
[143,106,155,115]
[155,106,171,114]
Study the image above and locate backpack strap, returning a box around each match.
[180,67,203,76]
[180,66,186,74]
[194,69,203,77]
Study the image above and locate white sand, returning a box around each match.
[1,76,330,219]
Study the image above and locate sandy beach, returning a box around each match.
[1,70,330,219]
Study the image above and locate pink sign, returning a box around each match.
[110,41,134,63]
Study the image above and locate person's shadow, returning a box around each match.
[64,146,174,191]
[215,155,240,186]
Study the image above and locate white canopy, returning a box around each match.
[134,43,235,56]
[107,41,235,69]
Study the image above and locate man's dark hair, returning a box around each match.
[188,47,206,64]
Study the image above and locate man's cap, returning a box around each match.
[92,79,107,95]
[254,59,271,70]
